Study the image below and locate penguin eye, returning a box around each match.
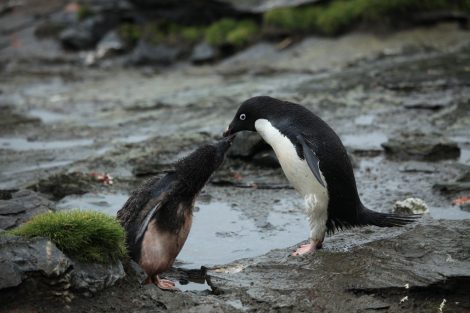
[239,113,246,121]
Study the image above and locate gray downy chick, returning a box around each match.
[117,136,234,289]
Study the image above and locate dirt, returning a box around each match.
[1,15,470,313]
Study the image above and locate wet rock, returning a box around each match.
[227,133,279,168]
[399,162,435,173]
[126,260,147,284]
[191,42,217,64]
[129,0,241,25]
[0,236,72,290]
[434,181,470,193]
[434,166,470,194]
[0,236,126,298]
[70,261,125,296]
[0,107,40,127]
[28,172,97,200]
[221,0,322,13]
[127,40,182,66]
[460,202,470,213]
[60,15,117,50]
[252,151,279,168]
[393,197,428,214]
[208,220,470,312]
[95,31,126,59]
[0,190,54,230]
[403,90,455,110]
[382,133,460,161]
[228,132,265,159]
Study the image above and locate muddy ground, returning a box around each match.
[1,14,470,313]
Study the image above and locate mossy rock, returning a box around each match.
[10,210,127,264]
[263,0,470,36]
[205,18,259,47]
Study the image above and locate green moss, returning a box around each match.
[205,18,259,47]
[264,6,320,32]
[179,26,205,42]
[118,23,142,44]
[263,0,470,36]
[226,20,259,46]
[10,210,127,264]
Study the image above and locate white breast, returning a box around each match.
[255,119,329,242]
[255,118,328,200]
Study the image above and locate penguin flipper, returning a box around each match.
[296,135,326,188]
[135,200,163,244]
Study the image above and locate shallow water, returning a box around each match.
[0,137,93,151]
[341,132,387,150]
[56,192,129,214]
[179,200,309,267]
[56,191,309,291]
[57,192,309,265]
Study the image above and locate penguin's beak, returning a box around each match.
[223,125,232,137]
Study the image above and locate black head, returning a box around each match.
[175,135,234,192]
[223,96,289,136]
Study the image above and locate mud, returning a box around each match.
[1,20,470,312]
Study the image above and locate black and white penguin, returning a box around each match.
[223,96,417,256]
[117,137,233,289]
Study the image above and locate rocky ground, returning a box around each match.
[1,2,470,311]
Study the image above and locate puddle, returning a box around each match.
[428,206,470,220]
[56,193,309,275]
[458,147,470,165]
[0,137,93,151]
[28,109,68,123]
[178,201,309,267]
[341,132,387,150]
[174,280,211,293]
[56,192,129,215]
[450,136,470,165]
[354,114,375,126]
[3,159,74,175]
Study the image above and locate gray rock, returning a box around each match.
[28,172,96,200]
[403,90,455,110]
[228,132,269,159]
[221,0,322,13]
[71,261,125,295]
[434,181,470,193]
[382,133,460,161]
[393,197,429,214]
[207,220,470,312]
[95,31,126,59]
[461,202,470,212]
[191,42,217,64]
[0,236,72,290]
[60,15,116,51]
[127,260,147,284]
[0,236,125,296]
[0,190,54,231]
[127,40,182,66]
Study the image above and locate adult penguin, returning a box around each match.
[223,96,417,256]
[117,136,233,289]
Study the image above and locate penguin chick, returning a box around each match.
[117,136,234,289]
[224,96,419,256]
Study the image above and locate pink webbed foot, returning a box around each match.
[155,275,177,291]
[292,243,315,256]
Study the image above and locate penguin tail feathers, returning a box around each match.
[358,205,421,227]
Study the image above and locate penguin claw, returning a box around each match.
[292,243,315,256]
[156,276,178,291]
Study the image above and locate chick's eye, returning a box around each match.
[239,113,246,121]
